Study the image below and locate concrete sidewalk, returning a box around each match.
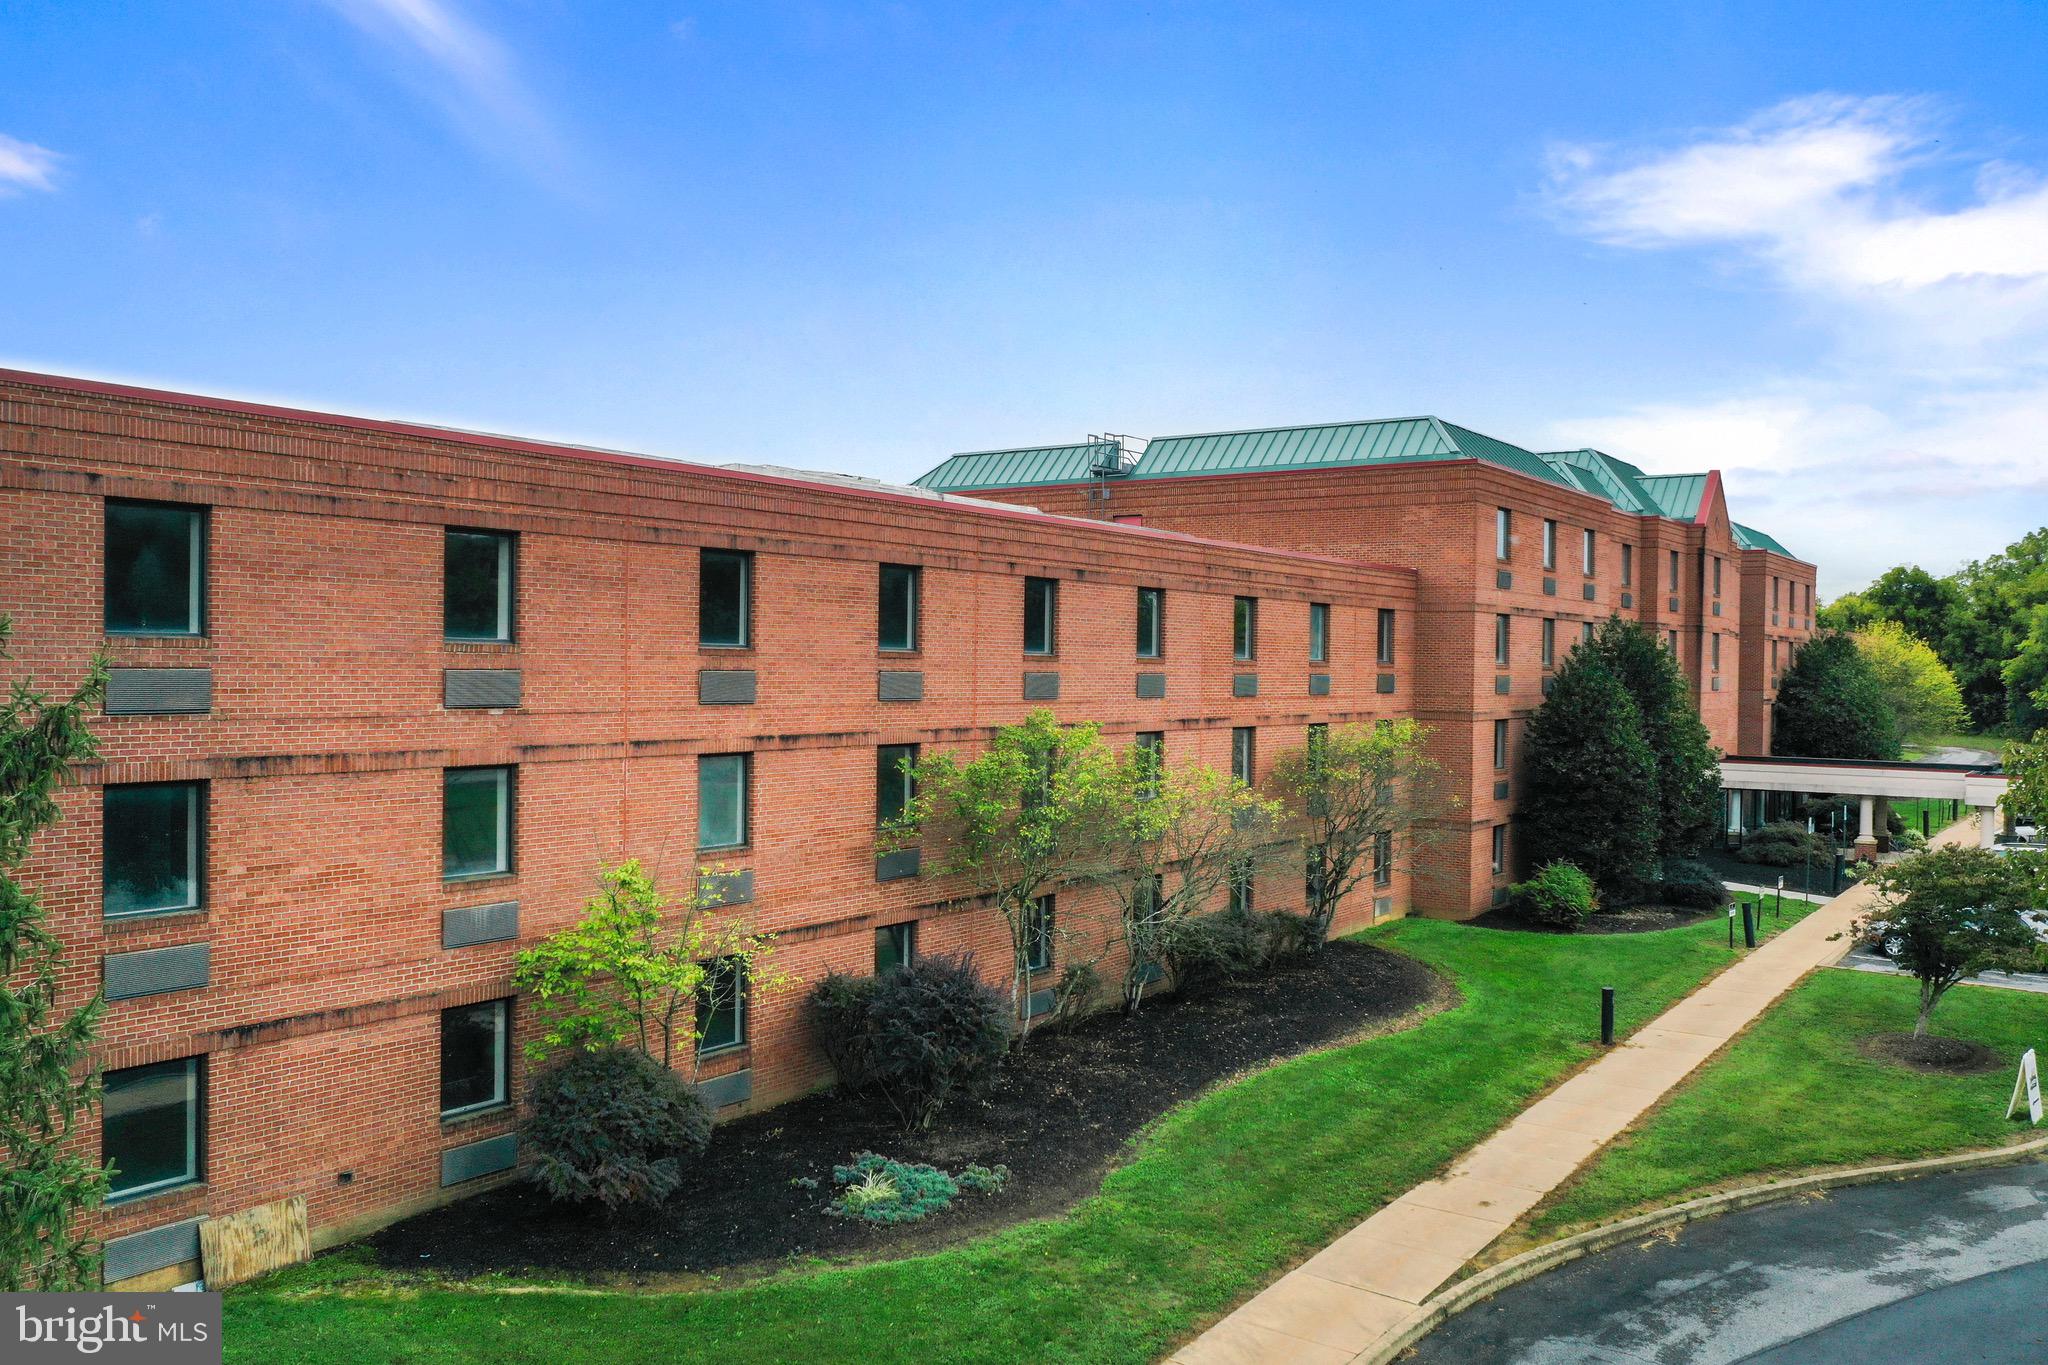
[1168,817,1982,1365]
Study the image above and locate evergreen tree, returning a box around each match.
[1586,617,1721,861]
[1,619,110,1290]
[1772,632,1902,760]
[1520,651,1661,898]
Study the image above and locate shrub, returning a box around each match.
[523,1047,712,1211]
[824,1152,1009,1223]
[809,955,1012,1130]
[1162,908,1315,988]
[1745,821,1833,868]
[1506,862,1597,929]
[805,972,881,1091]
[1657,859,1730,911]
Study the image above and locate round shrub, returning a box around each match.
[1657,859,1730,911]
[1506,861,1597,929]
[805,972,882,1091]
[1746,821,1833,868]
[523,1047,712,1211]
[808,954,1013,1130]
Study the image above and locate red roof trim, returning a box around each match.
[1696,469,1723,524]
[0,367,1412,580]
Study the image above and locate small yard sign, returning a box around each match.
[2007,1048,2042,1125]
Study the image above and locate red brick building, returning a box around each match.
[2,370,1423,1287]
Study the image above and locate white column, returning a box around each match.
[1855,795,1878,856]
[1981,802,2001,848]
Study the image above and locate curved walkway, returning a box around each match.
[1406,1160,2048,1363]
[1168,816,1983,1365]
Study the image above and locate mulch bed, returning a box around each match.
[1465,905,1717,935]
[365,940,1447,1283]
[1858,1031,2004,1075]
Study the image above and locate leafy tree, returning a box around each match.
[1772,632,1901,760]
[2002,601,2048,736]
[1857,846,2042,1037]
[1953,529,2048,730]
[513,860,787,1071]
[1520,653,1660,898]
[1815,591,1880,634]
[1586,616,1721,861]
[1854,621,1969,740]
[1269,719,1455,944]
[887,710,1117,1023]
[1093,749,1279,1011]
[2005,730,2048,827]
[0,619,110,1291]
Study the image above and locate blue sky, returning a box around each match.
[5,2,2048,594]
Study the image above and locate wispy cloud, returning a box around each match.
[0,133,60,195]
[1539,95,2048,592]
[319,0,576,190]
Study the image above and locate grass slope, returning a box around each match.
[1525,968,2043,1242]
[225,898,1797,1365]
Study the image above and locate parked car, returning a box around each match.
[1866,906,2048,960]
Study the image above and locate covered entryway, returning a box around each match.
[1720,755,2011,858]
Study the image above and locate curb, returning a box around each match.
[1362,1134,2048,1365]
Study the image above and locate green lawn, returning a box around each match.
[1523,968,2044,1243]
[1902,732,2009,761]
[222,896,1800,1365]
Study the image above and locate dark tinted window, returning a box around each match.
[875,921,915,975]
[104,1057,201,1201]
[1136,587,1163,658]
[697,958,747,1052]
[1025,896,1054,972]
[1376,608,1395,665]
[1233,597,1258,660]
[443,767,513,879]
[878,563,919,651]
[1024,577,1057,654]
[105,501,204,635]
[103,782,202,917]
[701,550,752,647]
[877,744,918,826]
[439,999,509,1116]
[444,529,515,642]
[699,754,749,849]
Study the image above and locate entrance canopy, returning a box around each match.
[1720,755,2010,851]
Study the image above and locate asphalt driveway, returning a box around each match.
[1407,1160,2048,1363]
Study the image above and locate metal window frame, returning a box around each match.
[104,498,209,638]
[442,526,518,644]
[437,997,512,1120]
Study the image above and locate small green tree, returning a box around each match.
[2004,729,2048,826]
[1857,846,2042,1037]
[1093,750,1280,1012]
[886,710,1118,1024]
[1270,719,1455,944]
[1520,654,1661,899]
[0,619,111,1291]
[1855,621,1968,740]
[513,860,789,1072]
[1772,631,1902,760]
[1587,616,1721,861]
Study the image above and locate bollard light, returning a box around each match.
[1601,986,1616,1046]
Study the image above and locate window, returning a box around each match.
[1494,614,1511,667]
[1541,519,1557,570]
[697,958,747,1053]
[878,563,919,651]
[1233,597,1258,661]
[1493,719,1509,770]
[1712,556,1723,597]
[1668,549,1680,590]
[698,753,750,849]
[1023,577,1057,655]
[1373,831,1393,887]
[443,529,515,642]
[1490,824,1507,877]
[442,766,513,879]
[103,1057,201,1202]
[1025,895,1054,973]
[876,743,918,827]
[1134,731,1165,797]
[1136,587,1163,658]
[103,782,203,918]
[1621,543,1634,586]
[1228,857,1254,914]
[700,549,752,647]
[875,921,916,975]
[104,500,205,636]
[1711,632,1722,671]
[1772,576,1782,611]
[1541,618,1556,668]
[1582,621,1595,645]
[439,999,510,1118]
[1582,528,1596,575]
[1668,629,1680,654]
[1308,602,1330,663]
[1495,507,1512,561]
[1377,608,1396,666]
[1231,726,1255,786]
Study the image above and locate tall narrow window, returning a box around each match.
[1308,602,1330,663]
[1541,519,1557,570]
[875,921,916,975]
[1712,556,1723,596]
[1231,726,1255,786]
[1772,576,1782,611]
[103,781,203,918]
[1493,718,1509,770]
[876,744,918,827]
[1376,608,1396,666]
[1233,597,1258,661]
[1668,549,1680,590]
[1668,629,1680,654]
[1582,528,1596,575]
[1373,831,1393,887]
[1134,731,1164,798]
[439,999,510,1118]
[1136,587,1163,658]
[1025,895,1055,972]
[1494,614,1511,667]
[103,1057,201,1202]
[444,528,515,642]
[1495,508,1512,561]
[1583,620,1595,644]
[1541,618,1556,668]
[1228,857,1254,914]
[700,549,753,647]
[698,754,750,849]
[878,563,919,651]
[1621,543,1634,586]
[442,766,513,879]
[1711,632,1722,671]
[105,500,206,636]
[1491,824,1507,876]
[697,958,747,1053]
[1023,577,1057,655]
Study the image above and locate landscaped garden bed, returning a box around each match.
[365,938,1445,1280]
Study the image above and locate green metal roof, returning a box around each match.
[912,441,1123,491]
[1537,449,1656,514]
[1637,472,1710,522]
[1732,522,1795,557]
[1130,417,1463,480]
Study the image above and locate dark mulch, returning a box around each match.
[365,940,1447,1283]
[1465,905,1717,935]
[1859,1031,2004,1075]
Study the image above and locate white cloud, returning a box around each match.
[0,133,60,194]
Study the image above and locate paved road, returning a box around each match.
[1407,1161,2048,1364]
[1836,945,2048,995]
